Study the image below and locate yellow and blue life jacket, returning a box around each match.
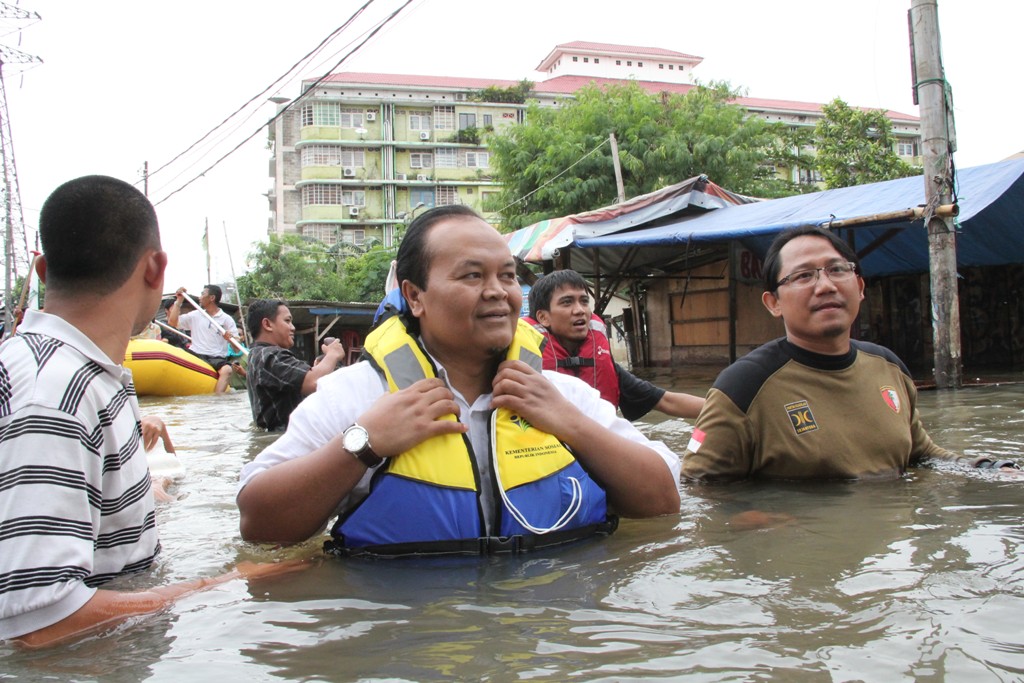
[327,315,616,557]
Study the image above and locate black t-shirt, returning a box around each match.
[614,362,665,421]
[246,342,310,431]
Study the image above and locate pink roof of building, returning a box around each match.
[536,41,703,72]
[305,72,919,122]
[310,72,522,89]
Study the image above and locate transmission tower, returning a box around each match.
[0,3,40,335]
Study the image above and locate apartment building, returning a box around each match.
[268,41,921,245]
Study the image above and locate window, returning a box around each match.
[483,114,492,127]
[301,224,339,245]
[435,148,457,168]
[627,61,632,66]
[301,102,340,126]
[465,151,489,168]
[411,189,435,208]
[339,107,363,128]
[301,145,342,166]
[798,169,824,184]
[302,184,344,205]
[343,190,366,206]
[410,152,433,169]
[572,56,578,62]
[353,229,366,246]
[408,110,432,130]
[340,149,365,168]
[669,64,674,70]
[637,62,643,67]
[659,64,664,69]
[458,113,477,130]
[616,60,621,65]
[433,106,455,130]
[303,146,365,168]
[436,186,459,206]
[897,141,918,156]
[301,186,367,205]
[594,58,599,64]
[583,57,589,63]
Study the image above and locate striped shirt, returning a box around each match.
[0,310,159,640]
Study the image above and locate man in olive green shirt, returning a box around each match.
[681,225,1018,482]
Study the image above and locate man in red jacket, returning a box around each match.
[527,269,704,421]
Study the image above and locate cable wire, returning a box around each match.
[495,136,611,216]
[146,0,376,185]
[154,0,416,206]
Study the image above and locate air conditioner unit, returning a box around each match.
[342,168,355,177]
[419,131,430,140]
[395,173,407,181]
[366,112,376,121]
[349,206,360,216]
[416,174,428,182]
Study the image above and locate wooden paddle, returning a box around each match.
[153,318,192,342]
[8,251,41,337]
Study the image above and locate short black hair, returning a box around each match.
[204,284,223,304]
[247,299,287,339]
[762,225,860,293]
[528,269,589,315]
[394,205,482,333]
[39,175,160,294]
[395,204,482,290]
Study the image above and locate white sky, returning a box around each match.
[5,0,1020,290]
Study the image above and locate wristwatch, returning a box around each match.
[342,423,383,468]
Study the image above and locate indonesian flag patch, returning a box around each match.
[881,386,901,413]
[687,428,706,453]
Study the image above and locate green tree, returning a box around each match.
[237,234,346,301]
[488,81,798,230]
[338,244,395,303]
[476,79,534,104]
[814,98,919,189]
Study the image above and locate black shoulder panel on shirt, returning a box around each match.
[850,339,912,377]
[712,338,791,414]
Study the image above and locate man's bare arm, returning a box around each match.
[13,561,306,649]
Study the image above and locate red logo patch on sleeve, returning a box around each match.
[880,386,901,413]
[687,428,705,453]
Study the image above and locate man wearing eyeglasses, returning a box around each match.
[680,224,1017,481]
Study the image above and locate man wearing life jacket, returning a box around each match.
[236,206,681,554]
[526,270,705,421]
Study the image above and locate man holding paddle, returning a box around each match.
[168,284,240,393]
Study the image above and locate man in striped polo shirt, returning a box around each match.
[0,176,297,648]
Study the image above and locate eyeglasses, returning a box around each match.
[775,262,858,289]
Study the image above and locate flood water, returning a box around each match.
[4,366,1024,682]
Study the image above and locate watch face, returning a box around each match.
[344,426,368,453]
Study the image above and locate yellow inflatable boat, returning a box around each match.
[125,339,218,396]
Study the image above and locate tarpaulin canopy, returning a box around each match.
[577,157,1024,277]
[504,175,757,262]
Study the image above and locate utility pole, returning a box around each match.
[909,0,961,389]
[0,4,41,337]
[608,133,625,203]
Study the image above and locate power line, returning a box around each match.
[154,0,417,207]
[496,136,611,216]
[145,0,377,187]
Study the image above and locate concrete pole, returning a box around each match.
[609,133,626,203]
[910,0,961,389]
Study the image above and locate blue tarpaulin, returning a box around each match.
[576,157,1024,277]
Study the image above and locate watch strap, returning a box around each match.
[352,447,383,469]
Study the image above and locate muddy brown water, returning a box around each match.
[4,366,1024,681]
